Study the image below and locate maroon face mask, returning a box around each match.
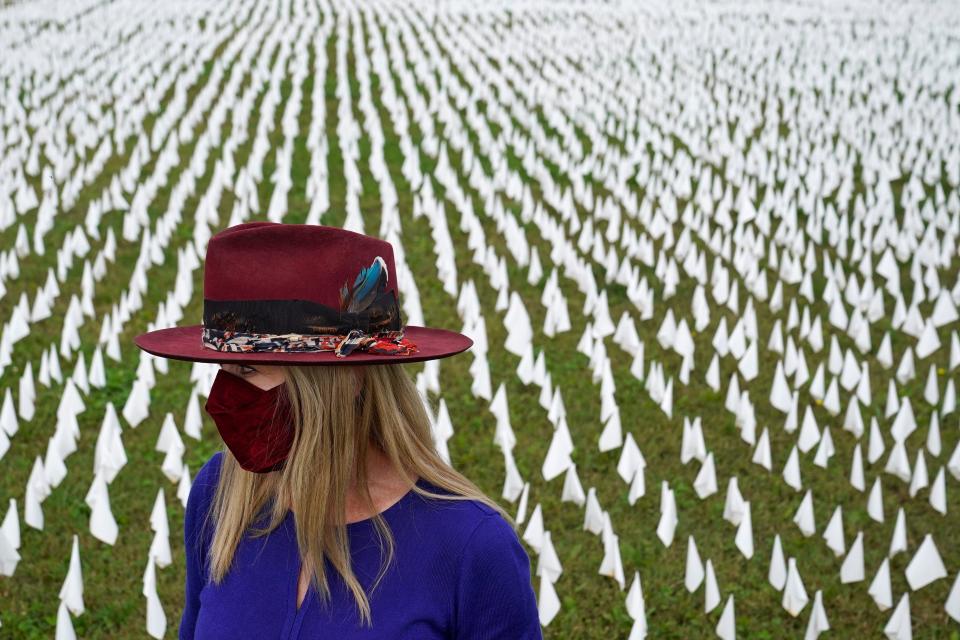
[204,368,294,473]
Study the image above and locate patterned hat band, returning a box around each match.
[201,326,417,358]
[200,256,419,358]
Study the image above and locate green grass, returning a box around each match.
[1,2,959,639]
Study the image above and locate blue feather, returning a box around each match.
[343,256,388,314]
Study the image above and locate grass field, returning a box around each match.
[1,0,959,638]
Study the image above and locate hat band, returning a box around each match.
[201,292,416,357]
[203,292,403,335]
[201,326,418,358]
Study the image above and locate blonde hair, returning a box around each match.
[198,363,513,627]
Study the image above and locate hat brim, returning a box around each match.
[133,325,474,366]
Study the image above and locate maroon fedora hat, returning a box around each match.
[133,222,473,366]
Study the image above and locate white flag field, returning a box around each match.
[1,0,959,637]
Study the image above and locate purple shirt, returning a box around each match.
[180,452,544,639]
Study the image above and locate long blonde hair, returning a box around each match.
[198,363,512,627]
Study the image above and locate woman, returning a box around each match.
[134,222,543,639]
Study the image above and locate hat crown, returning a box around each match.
[203,222,399,310]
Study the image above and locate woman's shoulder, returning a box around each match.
[408,480,539,637]
[407,478,518,551]
[188,451,225,507]
[197,450,225,485]
[412,478,503,517]
[184,452,226,551]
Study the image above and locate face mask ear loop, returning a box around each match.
[273,381,296,467]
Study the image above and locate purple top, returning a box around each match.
[180,452,544,639]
